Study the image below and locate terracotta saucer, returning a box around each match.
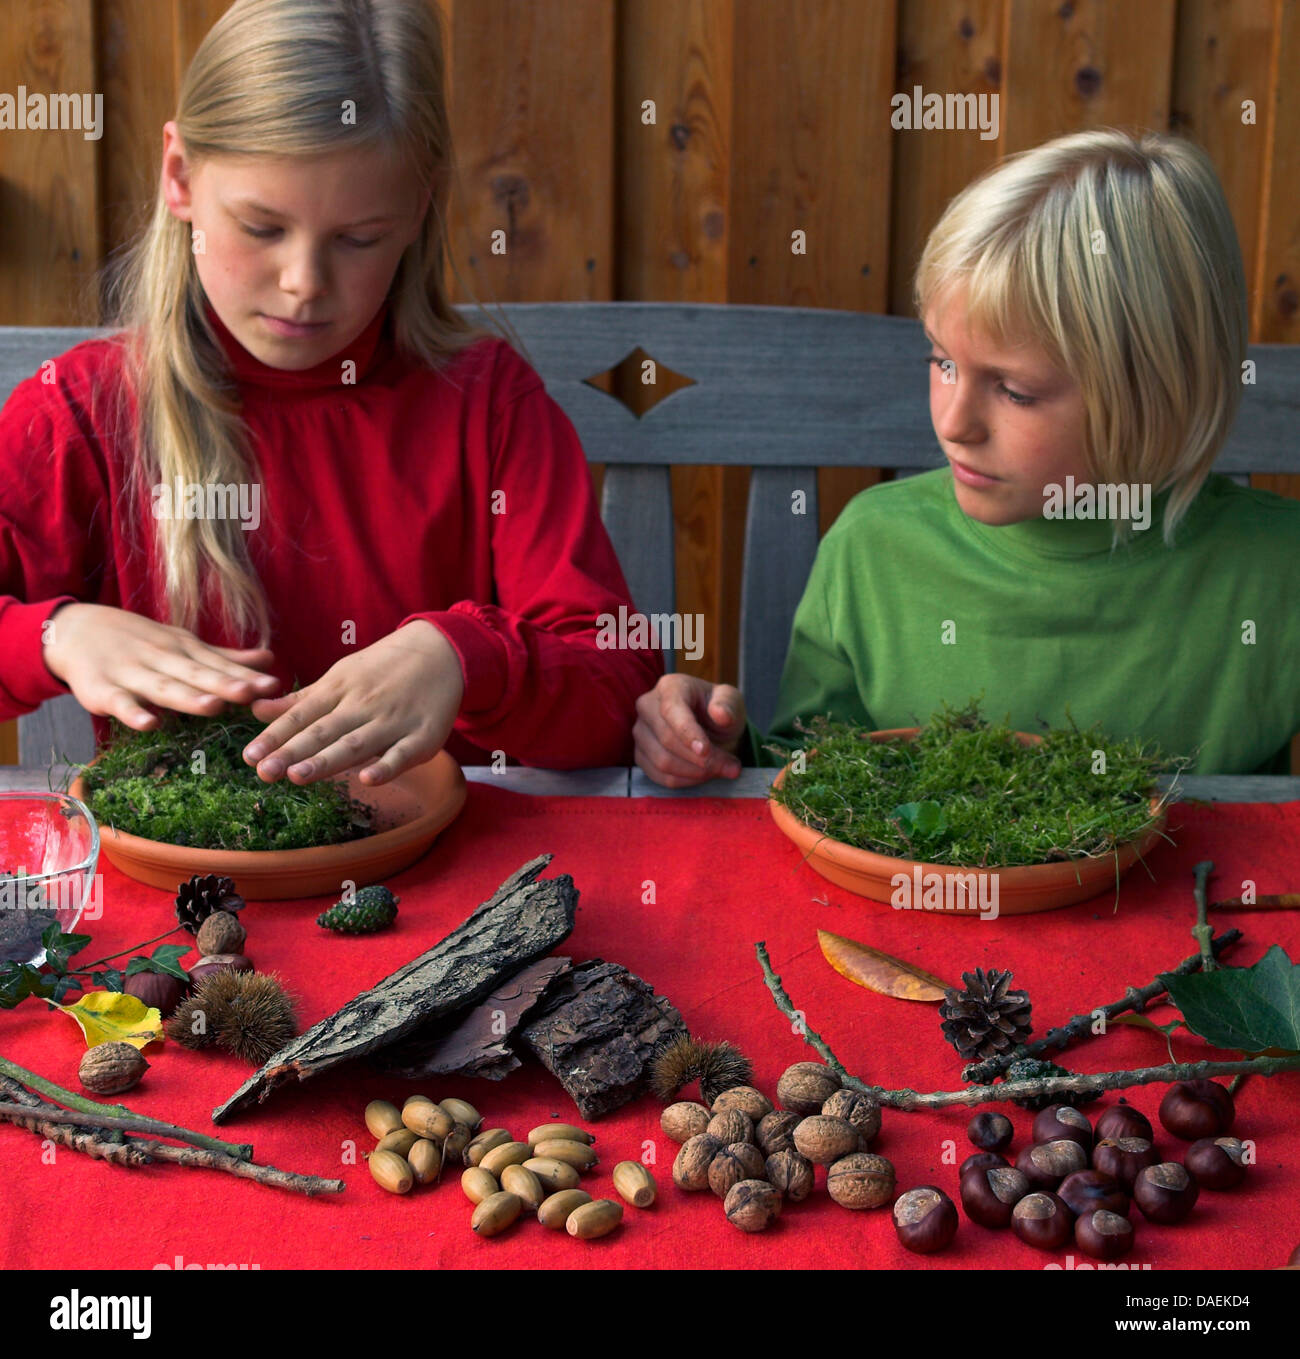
[768,728,1167,916]
[68,750,467,900]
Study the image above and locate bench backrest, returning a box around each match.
[5,303,1300,764]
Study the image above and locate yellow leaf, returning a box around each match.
[818,929,955,1002]
[52,991,164,1050]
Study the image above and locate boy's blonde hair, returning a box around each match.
[913,128,1248,547]
[100,0,507,646]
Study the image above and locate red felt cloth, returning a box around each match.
[2,787,1297,1271]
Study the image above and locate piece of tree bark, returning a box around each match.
[519,960,688,1119]
[373,956,574,1080]
[212,855,577,1123]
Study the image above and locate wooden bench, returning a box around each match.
[4,302,1300,765]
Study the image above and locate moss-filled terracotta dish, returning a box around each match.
[69,751,466,900]
[769,728,1169,916]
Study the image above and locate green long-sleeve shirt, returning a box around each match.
[744,470,1300,776]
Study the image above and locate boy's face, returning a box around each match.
[924,287,1091,525]
[162,123,429,370]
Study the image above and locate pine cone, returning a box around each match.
[175,874,246,935]
[316,885,399,935]
[940,967,1032,1061]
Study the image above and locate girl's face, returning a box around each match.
[162,123,429,370]
[924,287,1092,525]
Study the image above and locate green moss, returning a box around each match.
[75,708,377,852]
[768,697,1185,868]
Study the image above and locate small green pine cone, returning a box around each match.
[316,885,399,934]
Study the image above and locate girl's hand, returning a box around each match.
[634,673,747,787]
[241,621,464,786]
[41,602,282,727]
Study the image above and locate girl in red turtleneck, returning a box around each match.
[0,0,659,780]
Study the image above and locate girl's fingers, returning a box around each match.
[282,719,392,784]
[358,733,431,786]
[246,698,355,779]
[656,691,714,763]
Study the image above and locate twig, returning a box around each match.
[1191,860,1216,972]
[960,928,1243,1084]
[72,926,189,974]
[0,1102,252,1159]
[0,1055,252,1160]
[134,1140,345,1196]
[754,942,859,1085]
[1210,894,1300,911]
[753,942,1300,1109]
[0,1081,342,1197]
[1228,1073,1248,1097]
[861,1055,1300,1111]
[0,1074,148,1166]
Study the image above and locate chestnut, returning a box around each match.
[1095,1102,1154,1144]
[967,1111,1014,1153]
[188,952,254,985]
[959,1151,1009,1179]
[1016,1138,1088,1189]
[1057,1169,1129,1219]
[1184,1136,1247,1190]
[892,1185,958,1254]
[1011,1191,1072,1250]
[1092,1137,1159,1191]
[1158,1080,1234,1141]
[123,970,183,1017]
[1032,1103,1093,1152]
[960,1165,1031,1228]
[1133,1162,1199,1224]
[1075,1208,1135,1261]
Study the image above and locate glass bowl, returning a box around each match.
[0,792,101,967]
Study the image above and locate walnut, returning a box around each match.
[765,1149,815,1202]
[756,1109,802,1157]
[660,1101,711,1143]
[78,1042,148,1095]
[672,1133,722,1191]
[792,1114,861,1165]
[707,1108,754,1146]
[827,1152,896,1209]
[708,1142,766,1198]
[776,1061,841,1115]
[821,1088,882,1146]
[711,1085,773,1124]
[724,1179,782,1233]
[195,909,247,957]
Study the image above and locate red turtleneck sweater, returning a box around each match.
[0,302,661,767]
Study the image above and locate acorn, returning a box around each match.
[195,910,246,957]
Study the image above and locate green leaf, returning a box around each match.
[123,945,188,982]
[1159,945,1300,1055]
[90,969,126,992]
[892,800,948,840]
[0,963,57,1008]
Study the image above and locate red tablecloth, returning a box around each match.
[2,786,1297,1270]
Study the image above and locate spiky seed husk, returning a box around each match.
[162,969,295,1062]
[648,1033,754,1105]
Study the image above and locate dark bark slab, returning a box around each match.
[518,960,688,1119]
[372,955,574,1080]
[212,855,577,1123]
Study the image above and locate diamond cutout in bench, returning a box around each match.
[582,347,696,418]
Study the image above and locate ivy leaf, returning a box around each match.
[139,944,190,982]
[892,800,948,841]
[1159,945,1300,1055]
[50,974,81,1003]
[0,963,57,1008]
[89,969,126,992]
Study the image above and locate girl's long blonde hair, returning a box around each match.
[913,128,1248,547]
[100,0,506,646]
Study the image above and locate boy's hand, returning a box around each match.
[41,602,281,727]
[634,673,747,788]
[241,621,464,787]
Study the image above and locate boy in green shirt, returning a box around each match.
[634,129,1300,784]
